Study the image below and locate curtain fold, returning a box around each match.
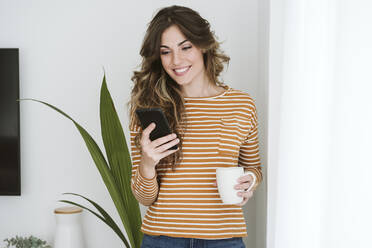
[268,0,372,247]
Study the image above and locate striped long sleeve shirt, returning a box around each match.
[130,85,262,239]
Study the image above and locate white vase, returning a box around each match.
[54,206,86,248]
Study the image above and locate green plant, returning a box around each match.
[18,75,142,248]
[2,235,51,248]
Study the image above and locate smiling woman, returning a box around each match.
[127,5,262,248]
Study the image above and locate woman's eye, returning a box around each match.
[160,46,191,55]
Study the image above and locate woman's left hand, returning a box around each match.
[233,174,255,206]
[213,173,255,207]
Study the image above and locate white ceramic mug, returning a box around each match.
[216,167,256,204]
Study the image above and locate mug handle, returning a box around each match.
[243,171,257,192]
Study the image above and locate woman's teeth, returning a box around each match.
[175,67,189,73]
[174,66,191,75]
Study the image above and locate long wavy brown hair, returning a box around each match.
[127,5,230,169]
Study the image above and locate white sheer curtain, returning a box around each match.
[267,0,372,247]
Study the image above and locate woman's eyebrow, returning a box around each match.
[160,39,189,49]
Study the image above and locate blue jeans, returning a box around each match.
[141,233,246,248]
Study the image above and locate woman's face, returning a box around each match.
[160,25,206,88]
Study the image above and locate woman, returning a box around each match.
[128,5,263,248]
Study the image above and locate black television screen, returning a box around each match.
[0,48,21,195]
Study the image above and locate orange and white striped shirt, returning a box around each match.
[130,85,262,239]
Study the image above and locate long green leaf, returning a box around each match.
[59,192,130,248]
[58,200,130,248]
[100,75,142,247]
[18,98,130,245]
[19,75,144,248]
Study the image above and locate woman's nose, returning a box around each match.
[172,51,182,65]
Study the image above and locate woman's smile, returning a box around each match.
[173,66,191,76]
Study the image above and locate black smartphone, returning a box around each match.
[135,108,178,150]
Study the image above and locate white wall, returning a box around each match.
[0,0,268,247]
[267,1,372,247]
[254,0,269,247]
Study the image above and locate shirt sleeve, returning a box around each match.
[129,119,159,206]
[238,101,263,192]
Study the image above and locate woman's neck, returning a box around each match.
[181,75,223,98]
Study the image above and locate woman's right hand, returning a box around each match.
[139,122,180,171]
